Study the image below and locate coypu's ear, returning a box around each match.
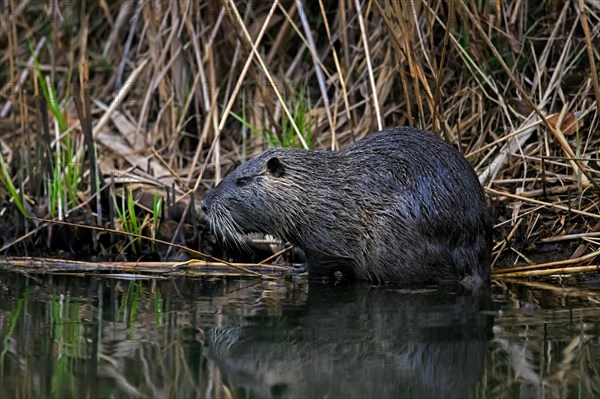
[266,157,285,177]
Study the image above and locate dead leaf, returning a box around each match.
[546,112,583,136]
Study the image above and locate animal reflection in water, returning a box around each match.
[207,284,493,399]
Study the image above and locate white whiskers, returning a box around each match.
[208,204,250,251]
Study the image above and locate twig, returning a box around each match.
[296,0,335,142]
[354,0,382,130]
[0,36,46,118]
[494,265,600,278]
[494,248,600,275]
[487,187,600,220]
[225,0,308,148]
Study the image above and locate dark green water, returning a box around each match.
[1,271,599,399]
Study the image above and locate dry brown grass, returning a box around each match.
[1,1,600,280]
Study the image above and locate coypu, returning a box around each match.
[201,127,491,286]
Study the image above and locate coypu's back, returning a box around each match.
[202,127,491,287]
[338,127,491,286]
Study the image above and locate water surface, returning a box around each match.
[1,271,599,398]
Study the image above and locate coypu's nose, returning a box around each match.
[200,199,208,214]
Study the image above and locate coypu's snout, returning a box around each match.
[200,186,220,216]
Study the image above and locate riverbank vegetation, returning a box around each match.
[1,1,599,283]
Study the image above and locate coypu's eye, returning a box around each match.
[235,177,252,187]
[266,157,285,177]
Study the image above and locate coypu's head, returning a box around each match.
[201,148,327,248]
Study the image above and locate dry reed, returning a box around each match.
[0,1,599,282]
